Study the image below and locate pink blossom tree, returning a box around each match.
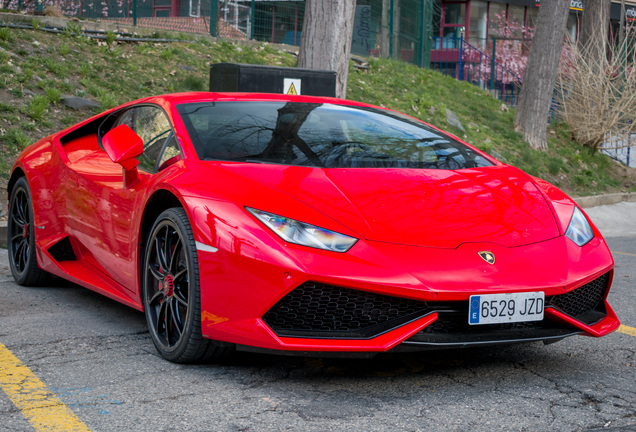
[464,11,534,85]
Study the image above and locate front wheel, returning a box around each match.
[8,177,49,286]
[142,208,230,363]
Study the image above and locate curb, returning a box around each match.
[0,200,5,248]
[573,192,636,209]
[0,221,5,248]
[0,11,300,54]
[0,11,160,35]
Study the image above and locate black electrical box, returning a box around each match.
[210,63,337,97]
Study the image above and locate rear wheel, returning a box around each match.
[142,208,230,363]
[8,177,48,286]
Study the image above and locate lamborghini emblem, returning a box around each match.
[478,251,495,265]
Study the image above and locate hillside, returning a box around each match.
[1,23,635,198]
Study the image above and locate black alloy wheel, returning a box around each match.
[8,177,48,285]
[142,208,230,363]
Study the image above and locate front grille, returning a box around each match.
[262,282,429,339]
[404,304,579,346]
[547,272,610,323]
[264,273,610,341]
[422,310,541,334]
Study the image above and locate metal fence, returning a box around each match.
[1,0,436,66]
[431,35,522,106]
[2,0,217,34]
[603,129,633,168]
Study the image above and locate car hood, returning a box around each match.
[196,163,560,249]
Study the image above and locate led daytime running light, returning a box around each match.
[565,206,594,247]
[246,207,357,253]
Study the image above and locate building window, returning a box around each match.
[441,1,467,38]
[526,7,539,28]
[566,13,578,41]
[445,2,465,24]
[469,0,488,46]
[507,5,525,37]
[489,2,507,25]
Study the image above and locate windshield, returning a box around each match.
[176,101,493,169]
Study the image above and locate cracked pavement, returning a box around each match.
[0,232,635,431]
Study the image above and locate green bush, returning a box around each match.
[45,87,63,104]
[22,95,49,120]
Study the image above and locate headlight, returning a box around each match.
[246,207,358,253]
[565,207,594,247]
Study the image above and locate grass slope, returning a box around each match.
[1,25,635,197]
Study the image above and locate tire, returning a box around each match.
[142,208,231,363]
[8,177,49,286]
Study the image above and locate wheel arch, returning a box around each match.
[7,167,26,198]
[138,189,185,304]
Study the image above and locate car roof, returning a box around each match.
[138,92,376,108]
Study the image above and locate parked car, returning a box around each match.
[7,92,619,362]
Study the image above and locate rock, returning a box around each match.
[429,106,437,115]
[177,65,194,72]
[446,109,466,133]
[14,66,23,75]
[44,5,65,18]
[0,47,19,58]
[490,150,506,162]
[61,96,100,110]
[24,90,35,96]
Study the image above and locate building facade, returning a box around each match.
[436,0,636,47]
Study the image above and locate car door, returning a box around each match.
[66,104,183,295]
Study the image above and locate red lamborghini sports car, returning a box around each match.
[8,92,619,362]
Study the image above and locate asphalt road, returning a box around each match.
[0,210,635,431]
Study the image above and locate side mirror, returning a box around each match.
[102,124,144,170]
[102,124,144,188]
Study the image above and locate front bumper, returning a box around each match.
[191,201,619,353]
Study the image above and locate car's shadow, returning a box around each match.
[6,274,598,381]
[218,342,570,379]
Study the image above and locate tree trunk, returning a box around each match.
[380,0,391,58]
[297,0,357,99]
[513,0,570,150]
[392,3,400,60]
[579,0,611,72]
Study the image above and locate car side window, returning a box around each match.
[156,134,181,170]
[116,109,135,130]
[134,106,175,173]
[113,106,182,173]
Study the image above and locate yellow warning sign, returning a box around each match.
[283,78,301,95]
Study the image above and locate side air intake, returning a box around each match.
[48,237,77,262]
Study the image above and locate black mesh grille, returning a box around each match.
[422,310,542,334]
[264,273,610,341]
[48,237,76,262]
[404,303,580,346]
[262,282,429,339]
[406,314,578,345]
[548,273,609,320]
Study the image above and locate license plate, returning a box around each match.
[468,292,545,325]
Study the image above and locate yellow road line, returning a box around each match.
[0,342,91,432]
[616,324,636,336]
[612,251,636,258]
[618,325,636,337]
